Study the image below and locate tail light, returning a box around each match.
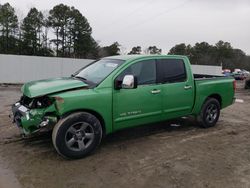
[233,80,236,92]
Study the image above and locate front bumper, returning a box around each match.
[10,102,57,135]
[10,102,30,135]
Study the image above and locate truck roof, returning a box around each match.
[104,55,187,61]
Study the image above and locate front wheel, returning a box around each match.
[197,98,221,128]
[52,112,102,159]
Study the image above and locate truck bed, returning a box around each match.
[194,74,225,80]
[192,74,235,114]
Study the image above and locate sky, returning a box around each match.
[1,0,250,54]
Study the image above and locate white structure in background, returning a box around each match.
[0,54,93,83]
[0,54,222,84]
[191,64,222,76]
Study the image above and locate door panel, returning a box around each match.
[113,85,162,129]
[162,82,194,119]
[113,59,162,130]
[158,59,194,119]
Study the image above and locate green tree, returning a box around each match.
[21,8,44,55]
[167,41,250,70]
[168,43,190,55]
[215,40,234,62]
[146,46,162,54]
[40,11,54,56]
[128,46,141,54]
[85,37,99,58]
[48,4,71,56]
[191,42,215,65]
[0,3,18,54]
[48,4,96,58]
[99,42,120,57]
[69,7,94,58]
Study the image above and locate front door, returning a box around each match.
[113,59,162,130]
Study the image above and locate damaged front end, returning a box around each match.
[10,77,89,136]
[10,95,58,136]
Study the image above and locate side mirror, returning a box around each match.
[122,75,137,89]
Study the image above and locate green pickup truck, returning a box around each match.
[11,55,235,159]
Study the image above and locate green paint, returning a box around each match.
[21,77,88,98]
[17,55,235,135]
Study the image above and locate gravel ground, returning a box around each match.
[0,81,249,188]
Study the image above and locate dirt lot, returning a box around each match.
[0,81,249,188]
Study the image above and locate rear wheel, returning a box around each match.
[52,112,102,159]
[197,98,220,128]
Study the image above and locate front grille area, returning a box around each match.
[20,95,52,109]
[20,95,33,107]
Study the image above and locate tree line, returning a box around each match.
[0,2,249,70]
[168,41,250,70]
[125,41,250,70]
[0,3,100,58]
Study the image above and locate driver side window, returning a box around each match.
[117,60,156,85]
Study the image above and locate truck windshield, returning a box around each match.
[74,59,124,85]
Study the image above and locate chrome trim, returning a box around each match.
[122,75,135,89]
[151,90,161,94]
[184,85,192,90]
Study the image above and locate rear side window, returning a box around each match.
[159,59,186,83]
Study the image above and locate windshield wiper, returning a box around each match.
[75,76,87,81]
[71,75,87,81]
[71,75,96,87]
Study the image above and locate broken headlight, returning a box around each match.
[20,96,53,109]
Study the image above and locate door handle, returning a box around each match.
[184,85,192,90]
[151,89,161,94]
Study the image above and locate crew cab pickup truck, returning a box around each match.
[11,55,235,159]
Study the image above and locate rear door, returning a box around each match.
[158,58,195,119]
[113,59,162,130]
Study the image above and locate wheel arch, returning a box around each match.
[61,109,106,136]
[207,94,222,108]
[192,93,222,116]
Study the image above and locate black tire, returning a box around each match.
[197,98,221,128]
[52,112,102,159]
